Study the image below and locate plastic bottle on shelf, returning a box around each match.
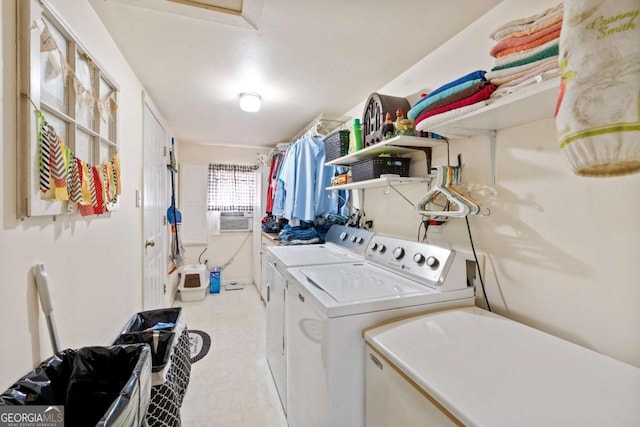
[349,118,363,153]
[209,266,221,294]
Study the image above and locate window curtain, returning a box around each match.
[207,163,258,212]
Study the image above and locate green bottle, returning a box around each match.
[349,118,363,153]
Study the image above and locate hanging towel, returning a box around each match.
[556,0,640,176]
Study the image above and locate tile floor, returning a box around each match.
[175,285,287,427]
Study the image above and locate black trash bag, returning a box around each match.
[119,308,181,333]
[115,331,175,373]
[0,344,152,427]
[114,308,181,373]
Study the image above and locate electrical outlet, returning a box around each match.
[430,225,443,234]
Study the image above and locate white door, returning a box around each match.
[143,97,167,310]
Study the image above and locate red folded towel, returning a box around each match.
[414,84,497,127]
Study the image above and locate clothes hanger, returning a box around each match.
[416,165,488,217]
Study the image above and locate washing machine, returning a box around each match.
[264,224,373,413]
[285,234,476,427]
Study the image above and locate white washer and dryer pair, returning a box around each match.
[264,224,374,414]
[284,233,477,427]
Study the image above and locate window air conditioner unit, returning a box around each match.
[219,211,253,232]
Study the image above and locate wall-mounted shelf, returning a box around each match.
[325,135,446,166]
[414,77,560,185]
[326,176,433,191]
[417,77,560,137]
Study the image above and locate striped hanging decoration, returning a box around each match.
[68,156,82,203]
[37,111,52,195]
[36,108,122,216]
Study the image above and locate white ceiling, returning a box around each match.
[89,0,502,148]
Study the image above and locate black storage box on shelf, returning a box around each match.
[0,344,152,427]
[350,157,411,182]
[115,307,191,427]
[323,129,350,161]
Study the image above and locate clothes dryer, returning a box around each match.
[264,225,373,413]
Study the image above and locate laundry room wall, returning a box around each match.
[0,0,163,389]
[345,0,640,368]
[178,142,270,284]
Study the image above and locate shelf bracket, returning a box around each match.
[410,146,433,173]
[388,184,416,207]
[451,127,497,185]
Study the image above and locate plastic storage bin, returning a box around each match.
[114,308,191,427]
[0,344,152,426]
[350,157,411,182]
[324,130,350,161]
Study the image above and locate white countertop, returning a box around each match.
[364,307,640,427]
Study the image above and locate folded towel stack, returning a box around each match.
[412,70,496,132]
[486,3,563,100]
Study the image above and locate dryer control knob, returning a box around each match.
[393,247,405,259]
[370,242,378,251]
[413,253,425,265]
[426,256,439,268]
[351,235,358,243]
[378,244,386,253]
[356,236,364,244]
[340,232,348,241]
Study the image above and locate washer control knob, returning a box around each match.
[370,242,378,251]
[351,235,358,243]
[393,247,405,260]
[378,244,386,253]
[413,253,425,265]
[356,236,364,244]
[426,256,439,268]
[340,232,348,241]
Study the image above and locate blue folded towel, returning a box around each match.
[408,70,486,120]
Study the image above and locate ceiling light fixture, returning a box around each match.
[239,92,261,112]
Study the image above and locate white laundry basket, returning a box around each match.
[178,264,207,302]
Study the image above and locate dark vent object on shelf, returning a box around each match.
[362,93,411,147]
[324,130,350,161]
[350,157,411,182]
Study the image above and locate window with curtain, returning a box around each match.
[207,164,258,212]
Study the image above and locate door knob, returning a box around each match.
[145,240,155,248]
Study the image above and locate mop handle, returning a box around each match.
[33,264,61,354]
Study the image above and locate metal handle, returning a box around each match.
[369,353,383,370]
[266,283,270,302]
[145,239,155,248]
